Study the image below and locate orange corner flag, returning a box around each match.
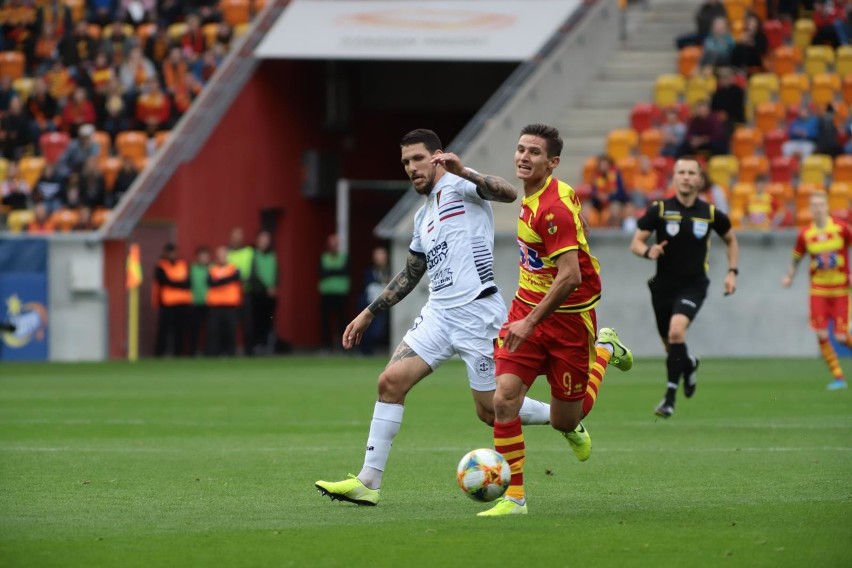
[126,244,142,290]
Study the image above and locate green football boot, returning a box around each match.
[597,327,633,372]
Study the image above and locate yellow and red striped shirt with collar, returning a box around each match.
[515,176,601,312]
[793,216,852,297]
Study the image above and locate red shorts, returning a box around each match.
[810,294,850,334]
[495,299,596,402]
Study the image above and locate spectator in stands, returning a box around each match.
[729,13,768,75]
[32,20,60,74]
[121,0,157,26]
[193,49,221,84]
[63,174,82,209]
[162,47,188,95]
[58,123,100,178]
[103,20,133,63]
[109,156,138,207]
[816,103,843,157]
[782,105,819,158]
[173,73,203,116]
[1,163,30,211]
[700,172,729,213]
[632,155,664,207]
[710,66,745,139]
[90,52,116,98]
[72,205,98,231]
[157,0,183,27]
[681,99,727,156]
[0,96,32,160]
[0,77,18,112]
[90,0,118,27]
[45,59,76,103]
[812,0,849,47]
[35,1,73,40]
[61,87,97,135]
[182,14,206,57]
[26,77,60,137]
[58,20,97,68]
[661,107,687,157]
[591,154,630,227]
[26,203,56,234]
[357,246,391,356]
[119,46,157,95]
[699,17,735,70]
[80,156,106,208]
[318,232,350,352]
[212,22,233,48]
[144,24,171,67]
[100,94,131,142]
[744,175,785,231]
[249,230,279,355]
[188,245,211,357]
[676,0,728,50]
[135,78,171,133]
[33,162,65,213]
[189,0,223,25]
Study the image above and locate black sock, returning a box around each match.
[666,343,688,405]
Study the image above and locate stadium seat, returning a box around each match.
[51,208,80,232]
[92,208,110,228]
[221,0,251,26]
[12,77,33,101]
[754,101,783,133]
[678,46,703,77]
[738,155,769,182]
[0,51,25,80]
[616,156,638,188]
[654,74,686,107]
[605,129,638,161]
[770,46,800,76]
[800,154,833,186]
[730,182,755,213]
[731,127,762,160]
[834,155,852,183]
[39,131,71,164]
[804,45,835,77]
[685,75,716,106]
[652,156,674,183]
[638,129,664,158]
[763,19,786,51]
[707,155,739,189]
[253,0,267,12]
[841,75,852,105]
[753,0,768,21]
[134,156,149,171]
[64,0,85,22]
[763,128,788,159]
[747,73,779,107]
[87,24,102,40]
[116,131,148,161]
[103,23,134,39]
[137,23,157,43]
[6,209,34,233]
[810,73,840,108]
[203,23,220,48]
[723,0,749,25]
[234,23,251,38]
[582,156,597,185]
[18,156,46,188]
[167,22,188,40]
[795,183,821,219]
[154,130,170,150]
[779,73,810,106]
[630,103,660,133]
[828,182,850,218]
[100,156,122,191]
[837,46,852,77]
[0,157,8,181]
[770,155,797,183]
[93,130,112,161]
[793,18,816,50]
[767,181,793,203]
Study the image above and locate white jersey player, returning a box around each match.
[315,129,585,507]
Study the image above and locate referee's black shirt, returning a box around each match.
[637,197,732,284]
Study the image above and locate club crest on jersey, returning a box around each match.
[693,220,708,238]
[666,220,680,236]
[545,213,557,234]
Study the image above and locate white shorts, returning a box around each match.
[402,292,507,391]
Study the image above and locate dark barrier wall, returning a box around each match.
[0,239,49,361]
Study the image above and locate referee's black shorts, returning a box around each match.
[647,276,709,339]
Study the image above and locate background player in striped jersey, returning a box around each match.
[782,191,852,391]
[479,123,633,517]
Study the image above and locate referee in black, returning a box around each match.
[630,156,739,418]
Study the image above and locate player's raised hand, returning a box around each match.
[648,240,668,259]
[342,310,374,350]
[431,152,465,176]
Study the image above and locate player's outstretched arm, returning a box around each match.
[781,257,800,288]
[631,229,667,260]
[431,152,517,203]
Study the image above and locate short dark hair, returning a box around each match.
[675,155,703,172]
[520,123,563,157]
[400,129,442,153]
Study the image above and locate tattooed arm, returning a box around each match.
[431,152,518,203]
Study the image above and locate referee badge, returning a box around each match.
[693,220,708,238]
[666,220,680,236]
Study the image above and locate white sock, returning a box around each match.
[519,396,550,425]
[358,401,404,489]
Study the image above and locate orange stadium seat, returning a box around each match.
[707,155,739,189]
[810,73,840,108]
[606,129,638,161]
[137,23,157,44]
[800,154,833,186]
[837,46,852,76]
[779,73,810,106]
[0,51,24,80]
[116,131,148,161]
[843,76,852,105]
[203,23,220,47]
[93,130,112,161]
[39,131,70,164]
[723,0,749,25]
[731,127,762,160]
[64,0,85,22]
[134,156,149,171]
[770,155,797,183]
[771,46,800,76]
[763,19,786,50]
[100,156,122,191]
[747,73,779,107]
[793,18,816,50]
[87,24,102,40]
[654,74,686,107]
[804,45,835,77]
[768,181,793,204]
[738,155,769,182]
[253,0,267,12]
[51,208,80,232]
[685,74,716,106]
[92,208,110,228]
[638,129,664,158]
[763,128,788,159]
[795,182,822,213]
[630,103,660,133]
[221,0,251,26]
[616,156,638,188]
[582,156,597,185]
[828,182,851,218]
[730,182,755,213]
[754,101,783,133]
[834,155,852,183]
[18,156,46,188]
[154,130,170,150]
[678,46,703,77]
[753,0,768,21]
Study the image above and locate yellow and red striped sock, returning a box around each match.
[494,417,525,502]
[582,346,612,417]
[818,338,844,379]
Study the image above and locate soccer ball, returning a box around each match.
[456,448,511,502]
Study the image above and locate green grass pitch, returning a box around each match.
[1,356,850,567]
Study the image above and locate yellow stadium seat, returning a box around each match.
[731,127,762,160]
[754,101,783,133]
[738,155,769,182]
[804,45,835,77]
[828,182,850,216]
[834,155,852,183]
[707,155,739,190]
[793,19,816,51]
[685,75,717,106]
[779,73,810,106]
[167,23,188,40]
[7,209,34,233]
[606,128,638,161]
[747,73,779,107]
[18,156,46,189]
[810,73,840,108]
[12,77,33,101]
[678,46,703,76]
[654,74,686,107]
[0,157,8,181]
[730,182,755,213]
[800,154,834,186]
[837,46,852,77]
[102,23,134,39]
